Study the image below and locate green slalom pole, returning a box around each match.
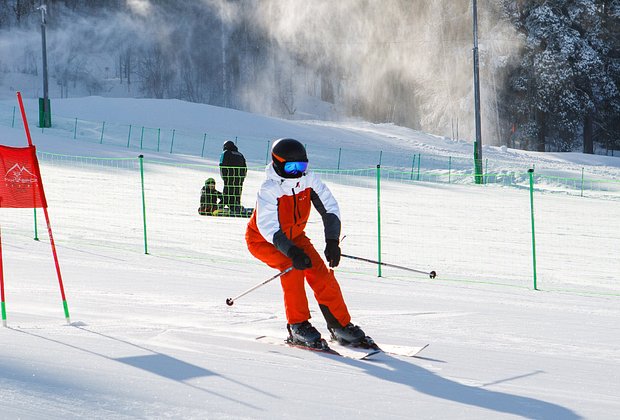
[33,208,39,240]
[528,168,538,290]
[139,155,149,254]
[417,154,421,181]
[376,164,382,277]
[127,125,132,148]
[99,121,105,144]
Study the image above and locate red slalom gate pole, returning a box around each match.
[0,225,7,327]
[16,92,71,324]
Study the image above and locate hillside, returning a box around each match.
[0,96,618,419]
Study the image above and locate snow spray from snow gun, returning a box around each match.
[339,235,436,279]
[226,267,293,306]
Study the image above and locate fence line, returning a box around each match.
[6,103,618,187]
[11,152,614,297]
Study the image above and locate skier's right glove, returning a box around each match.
[287,246,312,270]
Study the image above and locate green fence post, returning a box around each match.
[378,151,383,166]
[33,208,39,241]
[139,155,149,255]
[140,127,144,150]
[265,140,271,165]
[201,133,207,157]
[485,158,488,185]
[337,148,342,170]
[156,128,161,152]
[376,164,382,278]
[170,129,175,153]
[73,118,77,139]
[580,167,584,197]
[99,121,105,144]
[448,156,452,183]
[410,155,416,180]
[127,125,132,148]
[416,154,421,181]
[528,168,538,290]
[12,106,16,128]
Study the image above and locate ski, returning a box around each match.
[255,335,381,360]
[329,335,429,358]
[375,343,429,358]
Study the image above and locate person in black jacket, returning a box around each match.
[198,178,223,215]
[219,140,247,214]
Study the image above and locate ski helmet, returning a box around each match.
[205,177,216,186]
[271,138,308,178]
[223,140,236,151]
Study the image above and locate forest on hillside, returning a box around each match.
[1,0,618,154]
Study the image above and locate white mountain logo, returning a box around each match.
[5,163,38,185]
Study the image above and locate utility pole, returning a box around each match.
[37,1,51,128]
[472,0,483,184]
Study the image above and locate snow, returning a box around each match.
[0,96,619,419]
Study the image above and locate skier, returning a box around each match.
[219,140,247,215]
[198,177,223,215]
[245,138,368,348]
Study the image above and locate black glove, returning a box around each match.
[324,239,341,268]
[287,246,312,270]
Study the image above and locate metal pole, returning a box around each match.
[39,3,50,128]
[226,267,293,306]
[472,0,483,184]
[376,165,382,277]
[341,254,437,279]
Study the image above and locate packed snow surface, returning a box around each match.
[0,97,618,419]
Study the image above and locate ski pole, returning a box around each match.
[341,254,436,279]
[226,267,293,306]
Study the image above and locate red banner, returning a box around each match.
[0,145,47,208]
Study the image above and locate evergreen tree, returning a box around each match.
[503,0,619,152]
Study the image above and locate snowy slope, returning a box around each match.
[0,97,618,419]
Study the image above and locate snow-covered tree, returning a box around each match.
[503,0,619,152]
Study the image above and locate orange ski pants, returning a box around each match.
[247,233,351,326]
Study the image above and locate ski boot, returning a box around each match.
[287,321,326,349]
[329,323,378,349]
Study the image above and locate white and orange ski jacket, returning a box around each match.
[246,164,341,256]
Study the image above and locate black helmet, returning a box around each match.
[223,140,236,151]
[271,138,308,178]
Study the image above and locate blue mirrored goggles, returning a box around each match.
[283,161,308,175]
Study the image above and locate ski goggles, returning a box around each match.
[283,161,308,175]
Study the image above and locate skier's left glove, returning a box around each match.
[324,239,341,268]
